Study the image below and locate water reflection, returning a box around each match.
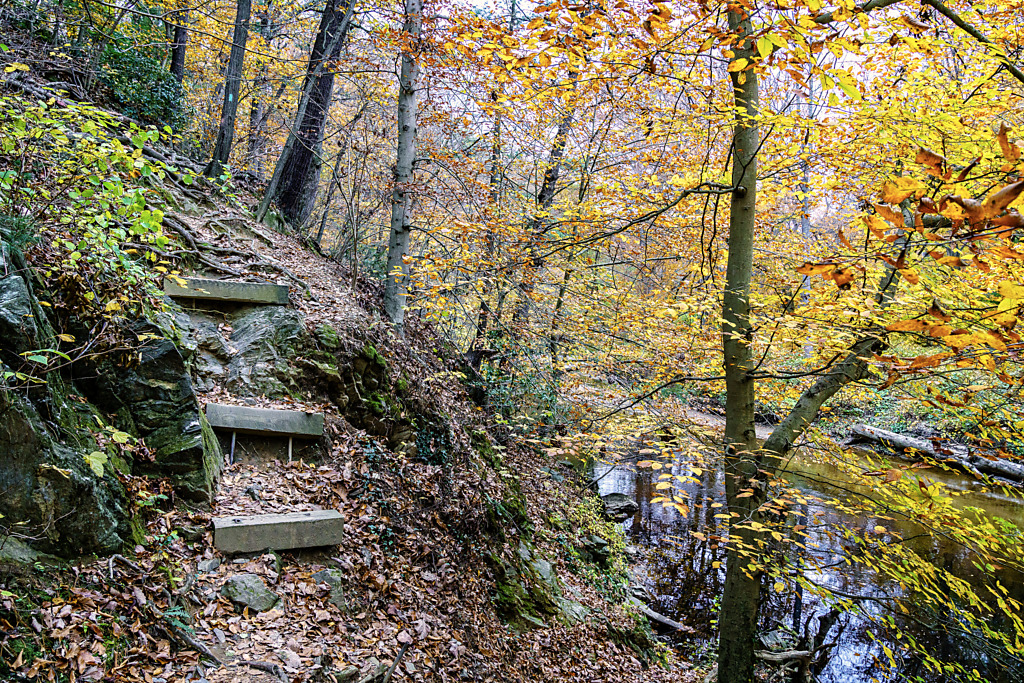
[595,449,1024,682]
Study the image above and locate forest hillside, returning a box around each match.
[3,0,1024,681]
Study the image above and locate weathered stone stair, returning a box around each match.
[213,510,344,554]
[164,276,289,305]
[205,403,336,553]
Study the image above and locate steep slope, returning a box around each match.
[0,71,700,682]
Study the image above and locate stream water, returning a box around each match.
[595,445,1024,682]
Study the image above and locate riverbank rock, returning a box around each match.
[601,493,638,522]
[580,534,611,567]
[221,573,281,612]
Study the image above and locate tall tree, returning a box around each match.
[204,0,252,177]
[383,0,423,330]
[260,0,356,227]
[168,10,188,90]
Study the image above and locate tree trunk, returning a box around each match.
[246,9,274,178]
[717,4,762,682]
[169,11,188,89]
[315,103,367,247]
[548,267,572,382]
[382,0,423,330]
[512,104,574,331]
[850,424,1024,483]
[204,0,252,177]
[266,0,355,227]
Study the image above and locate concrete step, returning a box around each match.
[213,510,344,553]
[164,277,289,305]
[205,403,324,438]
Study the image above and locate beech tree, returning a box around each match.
[383,0,424,329]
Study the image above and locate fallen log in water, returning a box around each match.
[627,597,694,633]
[850,424,1024,485]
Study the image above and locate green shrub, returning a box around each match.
[97,36,186,128]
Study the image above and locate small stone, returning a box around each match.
[277,648,302,670]
[245,484,262,501]
[220,573,281,612]
[313,569,348,610]
[335,666,360,682]
[197,558,221,574]
[601,493,638,522]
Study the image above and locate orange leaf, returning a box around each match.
[873,204,904,225]
[887,319,930,332]
[796,262,835,276]
[915,147,946,176]
[997,123,1022,162]
[910,352,949,369]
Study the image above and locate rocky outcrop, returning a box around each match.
[74,323,222,502]
[0,391,129,555]
[0,244,222,556]
[185,305,307,396]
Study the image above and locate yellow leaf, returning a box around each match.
[880,177,927,204]
[727,58,749,72]
[773,581,786,592]
[998,281,1024,299]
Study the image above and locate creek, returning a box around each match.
[595,430,1024,682]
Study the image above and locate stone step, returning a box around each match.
[164,277,289,305]
[205,403,324,438]
[213,510,344,553]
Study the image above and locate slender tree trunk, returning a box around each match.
[315,103,366,247]
[512,104,575,331]
[548,267,572,382]
[169,11,189,90]
[717,5,762,682]
[205,0,252,177]
[715,11,893,678]
[246,9,274,178]
[382,0,423,330]
[472,102,504,351]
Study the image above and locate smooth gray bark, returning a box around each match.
[382,0,423,330]
[717,7,761,681]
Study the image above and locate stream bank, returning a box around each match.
[595,413,1024,682]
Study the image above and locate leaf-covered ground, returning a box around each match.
[1,195,701,683]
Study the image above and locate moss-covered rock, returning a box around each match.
[74,323,222,502]
[0,391,129,556]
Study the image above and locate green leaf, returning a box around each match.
[84,451,107,478]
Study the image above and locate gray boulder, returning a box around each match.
[580,534,611,567]
[0,265,38,357]
[601,493,638,522]
[221,573,281,612]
